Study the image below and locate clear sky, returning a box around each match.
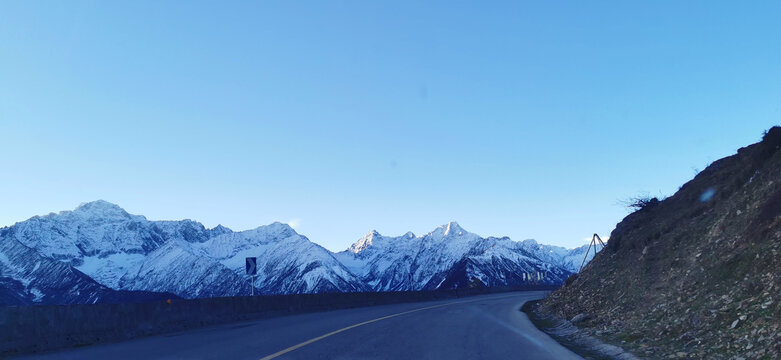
[1,1,779,250]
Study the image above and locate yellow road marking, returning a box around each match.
[259,293,523,360]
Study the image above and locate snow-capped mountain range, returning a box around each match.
[0,201,599,305]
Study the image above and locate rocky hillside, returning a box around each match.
[541,127,781,359]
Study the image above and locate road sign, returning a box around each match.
[246,257,257,275]
[246,257,257,296]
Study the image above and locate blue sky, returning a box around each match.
[1,1,779,250]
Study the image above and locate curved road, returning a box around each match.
[24,291,582,360]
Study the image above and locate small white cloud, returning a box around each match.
[287,219,301,230]
[583,236,610,243]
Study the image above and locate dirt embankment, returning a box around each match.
[541,127,781,359]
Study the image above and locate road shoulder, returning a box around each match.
[522,300,641,360]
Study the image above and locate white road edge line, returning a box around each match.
[259,293,523,360]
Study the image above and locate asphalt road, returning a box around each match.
[23,291,582,360]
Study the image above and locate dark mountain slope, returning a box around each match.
[541,127,781,359]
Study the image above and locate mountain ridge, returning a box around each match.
[0,201,597,305]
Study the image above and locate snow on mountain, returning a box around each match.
[335,230,419,290]
[335,221,592,291]
[123,238,248,298]
[518,239,603,273]
[192,222,367,294]
[0,225,175,305]
[0,201,598,305]
[0,201,366,303]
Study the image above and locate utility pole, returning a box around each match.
[578,233,606,273]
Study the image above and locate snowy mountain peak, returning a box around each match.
[73,200,130,218]
[1,201,602,305]
[522,239,539,247]
[209,224,232,236]
[444,221,462,236]
[257,222,296,237]
[348,230,381,253]
[346,229,421,254]
[335,221,588,292]
[0,202,372,303]
[435,221,465,237]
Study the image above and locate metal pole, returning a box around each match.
[578,237,595,273]
[594,233,606,249]
[251,275,254,296]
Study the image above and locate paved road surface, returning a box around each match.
[22,291,582,360]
